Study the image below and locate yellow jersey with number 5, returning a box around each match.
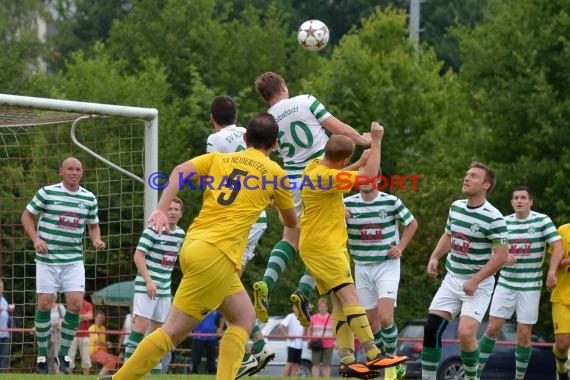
[551,223,570,305]
[186,149,294,270]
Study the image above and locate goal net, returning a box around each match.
[0,94,158,372]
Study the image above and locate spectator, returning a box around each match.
[69,294,93,375]
[191,310,224,374]
[89,311,118,376]
[48,294,66,374]
[0,280,14,372]
[308,297,334,378]
[279,305,305,377]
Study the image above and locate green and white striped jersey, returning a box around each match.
[497,211,560,291]
[206,124,247,153]
[344,192,415,264]
[134,226,185,297]
[444,200,508,278]
[26,182,99,265]
[206,125,266,229]
[268,94,331,179]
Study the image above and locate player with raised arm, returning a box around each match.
[206,95,275,378]
[123,198,185,374]
[253,71,371,327]
[21,157,106,375]
[100,113,296,380]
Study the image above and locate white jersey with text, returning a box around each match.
[134,226,185,297]
[444,200,508,278]
[497,211,560,291]
[268,94,331,179]
[344,192,415,264]
[206,124,266,229]
[26,182,99,265]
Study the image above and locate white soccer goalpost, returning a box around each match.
[0,93,159,371]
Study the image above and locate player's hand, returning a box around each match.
[146,281,158,300]
[360,132,372,146]
[546,271,557,291]
[34,238,48,254]
[92,239,106,250]
[388,244,402,259]
[370,122,384,140]
[148,209,169,235]
[505,253,517,265]
[463,277,479,296]
[7,304,14,312]
[427,257,439,278]
[344,208,352,219]
[356,149,371,167]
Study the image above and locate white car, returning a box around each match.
[257,315,341,377]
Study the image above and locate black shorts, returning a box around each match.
[287,347,302,364]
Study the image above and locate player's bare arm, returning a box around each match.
[88,223,106,250]
[427,233,452,278]
[546,240,564,291]
[279,207,297,229]
[342,149,370,171]
[321,116,371,146]
[463,242,508,296]
[388,218,418,259]
[149,160,197,235]
[21,209,48,254]
[357,122,383,181]
[133,250,157,299]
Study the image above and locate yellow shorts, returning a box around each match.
[552,302,570,334]
[173,239,243,320]
[300,247,353,295]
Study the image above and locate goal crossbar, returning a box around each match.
[0,93,158,218]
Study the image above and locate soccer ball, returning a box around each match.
[297,20,330,52]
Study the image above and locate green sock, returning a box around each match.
[296,268,315,299]
[58,311,80,357]
[477,334,496,376]
[262,241,295,292]
[421,346,442,380]
[34,309,51,357]
[461,349,479,380]
[514,345,532,380]
[381,324,398,355]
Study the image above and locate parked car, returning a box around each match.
[259,315,341,377]
[397,318,556,380]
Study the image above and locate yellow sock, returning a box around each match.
[217,325,249,379]
[343,304,380,360]
[114,328,172,380]
[553,345,569,374]
[333,311,355,363]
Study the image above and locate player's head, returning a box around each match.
[359,168,382,194]
[255,72,288,103]
[210,95,237,127]
[511,185,533,213]
[59,157,84,190]
[324,135,355,166]
[462,161,496,197]
[243,112,279,150]
[168,197,184,227]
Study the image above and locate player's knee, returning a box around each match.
[423,313,449,348]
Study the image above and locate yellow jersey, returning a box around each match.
[186,148,294,270]
[299,160,357,254]
[89,324,107,354]
[551,223,570,305]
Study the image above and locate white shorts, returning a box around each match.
[241,226,267,267]
[489,286,540,324]
[132,293,171,323]
[355,259,400,310]
[36,262,85,293]
[429,273,494,323]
